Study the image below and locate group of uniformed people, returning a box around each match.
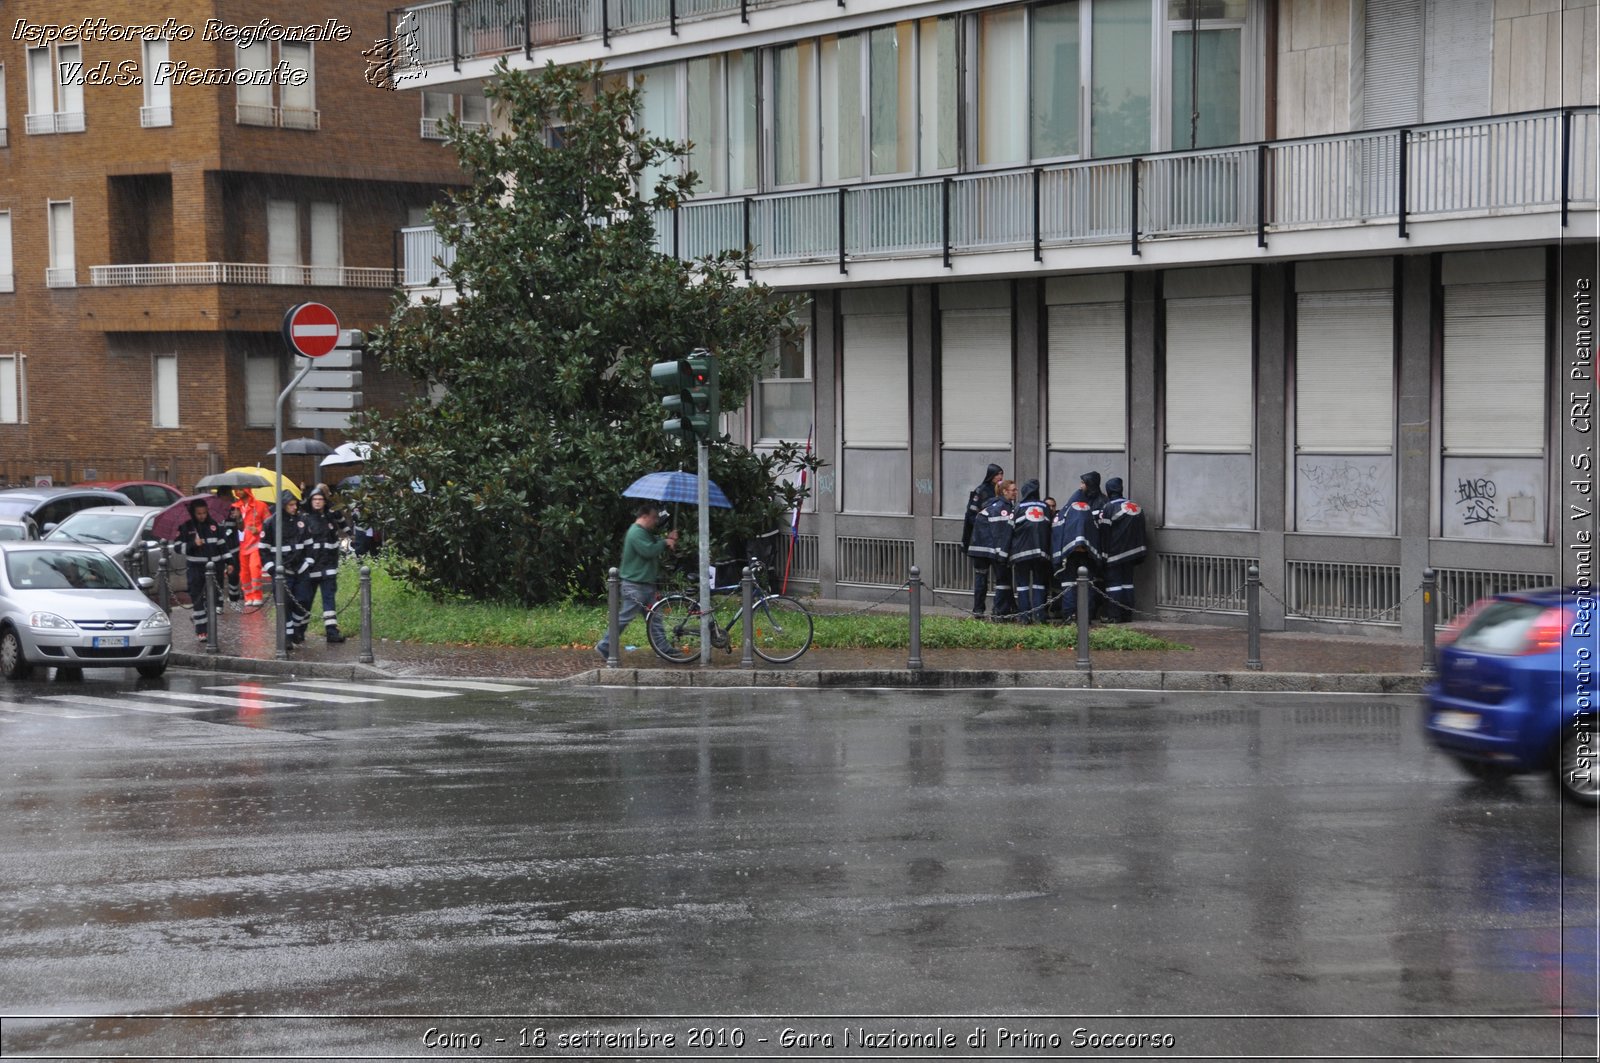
[173,485,349,646]
[961,465,1148,625]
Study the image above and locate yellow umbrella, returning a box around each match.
[225,467,300,506]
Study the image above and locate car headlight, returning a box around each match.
[139,612,170,630]
[29,612,74,631]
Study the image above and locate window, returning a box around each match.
[868,24,914,176]
[236,42,273,124]
[0,355,25,424]
[772,42,819,187]
[46,201,74,288]
[460,94,489,129]
[421,92,453,138]
[142,38,171,127]
[976,8,1027,165]
[686,57,726,193]
[26,45,84,134]
[0,212,11,293]
[917,19,958,172]
[1091,0,1152,157]
[1032,2,1082,160]
[820,35,864,181]
[0,63,9,146]
[245,355,278,427]
[280,43,317,129]
[1166,0,1247,150]
[637,63,680,194]
[726,51,758,193]
[267,199,299,284]
[1363,0,1490,127]
[309,202,341,285]
[757,327,814,442]
[153,355,179,428]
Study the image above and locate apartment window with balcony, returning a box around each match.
[637,63,680,194]
[821,34,864,181]
[460,93,489,130]
[688,53,757,195]
[1363,0,1490,127]
[757,325,813,443]
[46,201,75,288]
[422,92,453,138]
[153,355,179,429]
[237,41,318,129]
[309,202,342,285]
[280,43,317,129]
[237,42,274,125]
[0,212,11,293]
[267,199,300,284]
[1166,0,1247,150]
[245,355,278,427]
[142,38,172,127]
[1032,3,1082,160]
[976,8,1027,165]
[772,42,819,187]
[0,355,24,424]
[918,19,958,172]
[1091,0,1152,157]
[26,44,85,135]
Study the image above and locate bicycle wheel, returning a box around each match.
[646,594,703,664]
[749,595,814,664]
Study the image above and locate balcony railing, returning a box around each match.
[402,106,1599,288]
[88,263,400,288]
[395,0,759,69]
[140,105,173,128]
[25,111,85,135]
[44,267,76,288]
[421,116,488,139]
[399,227,459,287]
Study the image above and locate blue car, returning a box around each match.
[1424,587,1598,805]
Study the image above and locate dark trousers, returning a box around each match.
[1103,563,1135,623]
[971,560,991,615]
[185,562,217,636]
[284,576,314,641]
[310,575,340,633]
[1015,559,1052,623]
[992,565,1017,617]
[1060,555,1097,622]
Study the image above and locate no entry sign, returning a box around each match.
[281,302,341,358]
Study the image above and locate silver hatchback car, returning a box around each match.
[0,543,172,679]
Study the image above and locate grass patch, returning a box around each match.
[348,562,1188,653]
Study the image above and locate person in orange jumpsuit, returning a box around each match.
[231,488,270,605]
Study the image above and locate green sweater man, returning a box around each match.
[597,502,678,660]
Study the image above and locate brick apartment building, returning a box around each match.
[0,0,469,488]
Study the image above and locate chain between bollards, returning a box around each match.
[1075,566,1091,671]
[741,566,755,669]
[907,565,924,671]
[605,567,621,669]
[204,560,219,656]
[1421,567,1437,675]
[1246,563,1263,671]
[358,565,375,665]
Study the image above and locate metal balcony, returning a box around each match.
[88,263,400,287]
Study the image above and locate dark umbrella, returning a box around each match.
[153,494,225,541]
[195,471,271,491]
[622,471,732,508]
[266,437,336,457]
[336,475,385,492]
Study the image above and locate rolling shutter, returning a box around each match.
[1296,290,1393,453]
[1421,0,1490,123]
[842,312,908,446]
[1165,294,1252,452]
[1362,0,1421,128]
[1442,280,1546,456]
[1047,301,1126,449]
[940,308,1012,447]
[245,356,277,427]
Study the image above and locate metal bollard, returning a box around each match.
[1246,563,1263,671]
[204,560,219,656]
[1421,567,1437,675]
[274,573,288,661]
[358,565,375,665]
[740,566,755,669]
[605,567,621,669]
[157,547,171,614]
[907,565,924,671]
[1076,566,1091,671]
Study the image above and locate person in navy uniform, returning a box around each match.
[961,465,1004,555]
[175,498,233,643]
[262,495,313,646]
[1008,480,1054,624]
[967,475,1015,617]
[300,486,349,643]
[1097,476,1148,623]
[1053,481,1103,623]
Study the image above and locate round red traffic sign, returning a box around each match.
[281,302,341,358]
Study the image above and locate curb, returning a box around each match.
[169,652,397,681]
[573,668,1429,695]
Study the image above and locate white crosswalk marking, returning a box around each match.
[379,679,529,693]
[205,684,378,704]
[125,690,299,711]
[280,681,458,699]
[6,698,119,719]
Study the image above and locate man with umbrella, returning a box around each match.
[175,498,233,643]
[595,500,678,662]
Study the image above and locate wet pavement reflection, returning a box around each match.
[0,677,1594,1058]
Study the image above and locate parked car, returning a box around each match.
[0,543,171,679]
[0,487,135,536]
[0,519,35,542]
[44,506,166,578]
[76,480,183,508]
[1424,586,1597,806]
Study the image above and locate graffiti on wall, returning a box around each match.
[1301,460,1390,528]
[1454,477,1499,526]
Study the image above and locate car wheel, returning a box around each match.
[1451,756,1513,783]
[136,662,167,679]
[0,628,32,681]
[1555,729,1600,807]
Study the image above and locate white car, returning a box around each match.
[44,506,166,579]
[0,543,171,680]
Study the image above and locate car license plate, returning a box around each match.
[1435,711,1481,731]
[92,636,128,649]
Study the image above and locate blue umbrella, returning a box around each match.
[623,471,732,508]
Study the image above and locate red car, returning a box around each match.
[76,480,184,509]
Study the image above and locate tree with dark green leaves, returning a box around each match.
[357,60,818,604]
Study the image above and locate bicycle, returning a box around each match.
[645,558,814,664]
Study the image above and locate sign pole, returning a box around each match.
[698,438,711,667]
[274,357,315,660]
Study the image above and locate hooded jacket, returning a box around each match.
[1077,471,1107,514]
[1097,477,1148,566]
[232,490,269,549]
[968,490,1016,564]
[1007,480,1053,565]
[175,501,234,567]
[299,488,348,580]
[962,463,1004,553]
[261,499,312,578]
[1052,488,1102,572]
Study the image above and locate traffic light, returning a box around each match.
[684,349,719,440]
[650,358,691,438]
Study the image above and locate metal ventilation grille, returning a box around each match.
[837,537,914,588]
[933,542,973,592]
[1435,568,1556,623]
[1157,554,1256,614]
[1285,560,1401,624]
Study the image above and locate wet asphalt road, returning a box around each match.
[0,671,1595,1060]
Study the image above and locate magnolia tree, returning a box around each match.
[357,61,820,603]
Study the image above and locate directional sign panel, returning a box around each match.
[293,390,361,410]
[292,409,357,430]
[302,370,362,390]
[316,349,362,369]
